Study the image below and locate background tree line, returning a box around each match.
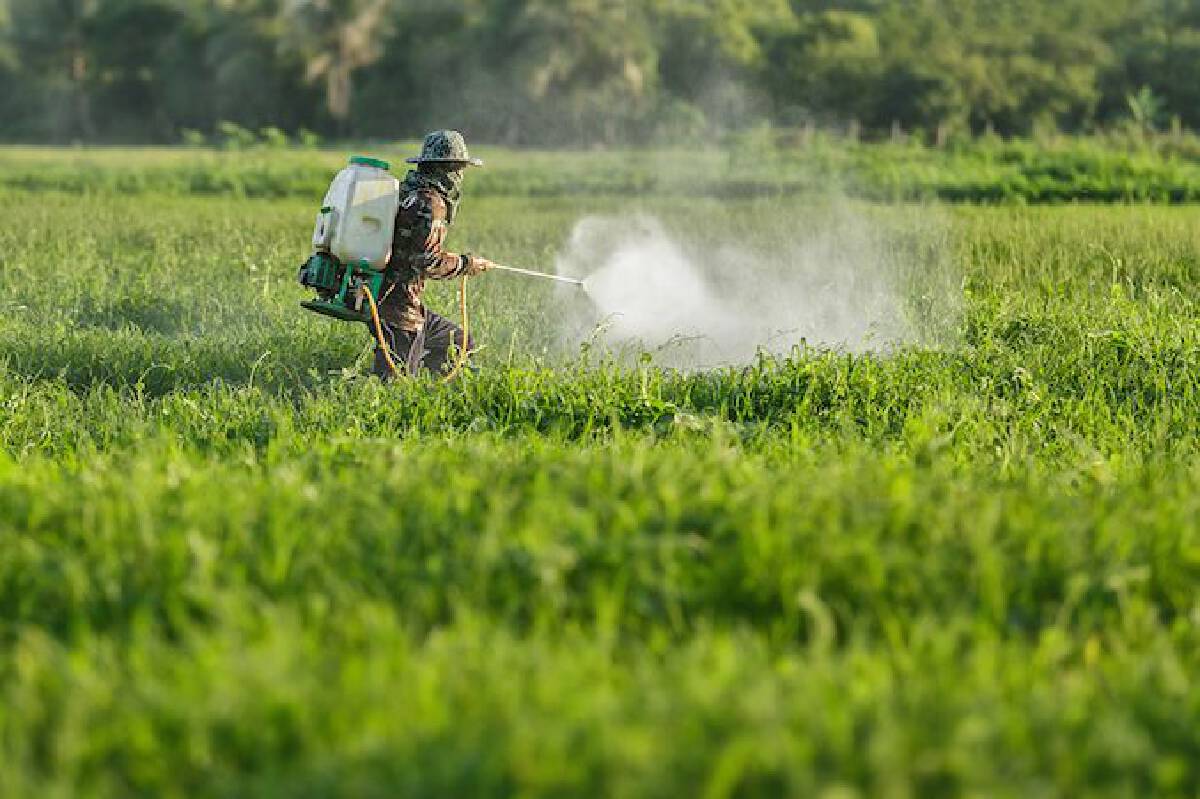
[0,0,1197,146]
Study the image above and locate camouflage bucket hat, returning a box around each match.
[406,130,484,167]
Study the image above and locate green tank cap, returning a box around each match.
[350,155,390,171]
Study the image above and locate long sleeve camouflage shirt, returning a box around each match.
[378,187,475,331]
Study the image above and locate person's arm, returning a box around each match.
[405,191,492,279]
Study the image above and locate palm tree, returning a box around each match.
[1126,85,1165,135]
[509,0,657,142]
[281,0,393,129]
[9,0,99,139]
[0,1,13,70]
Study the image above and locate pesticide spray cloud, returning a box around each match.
[553,206,960,368]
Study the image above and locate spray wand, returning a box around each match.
[491,263,586,287]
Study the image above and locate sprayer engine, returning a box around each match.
[298,253,385,323]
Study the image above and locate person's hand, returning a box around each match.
[468,256,495,275]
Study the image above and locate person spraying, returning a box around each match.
[375,130,496,378]
[298,129,581,379]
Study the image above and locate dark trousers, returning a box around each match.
[372,311,473,378]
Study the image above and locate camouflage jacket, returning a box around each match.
[378,188,478,331]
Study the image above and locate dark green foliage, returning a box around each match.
[6,0,1200,143]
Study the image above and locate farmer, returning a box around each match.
[374,130,495,378]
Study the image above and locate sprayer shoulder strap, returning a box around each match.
[393,190,421,242]
[389,191,428,276]
[395,189,449,238]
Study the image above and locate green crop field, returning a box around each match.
[2,148,1200,797]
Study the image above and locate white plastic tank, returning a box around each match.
[312,156,400,270]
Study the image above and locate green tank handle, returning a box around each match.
[350,155,391,171]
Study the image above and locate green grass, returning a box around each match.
[1,154,1200,796]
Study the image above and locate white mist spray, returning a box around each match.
[555,207,959,368]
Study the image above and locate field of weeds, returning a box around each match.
[1,149,1199,797]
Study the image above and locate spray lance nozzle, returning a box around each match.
[490,263,586,287]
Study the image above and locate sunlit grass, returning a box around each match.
[0,157,1199,796]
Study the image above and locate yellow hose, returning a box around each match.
[442,275,470,383]
[365,277,471,382]
[363,283,400,377]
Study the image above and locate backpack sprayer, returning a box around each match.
[298,155,584,376]
[298,156,398,324]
